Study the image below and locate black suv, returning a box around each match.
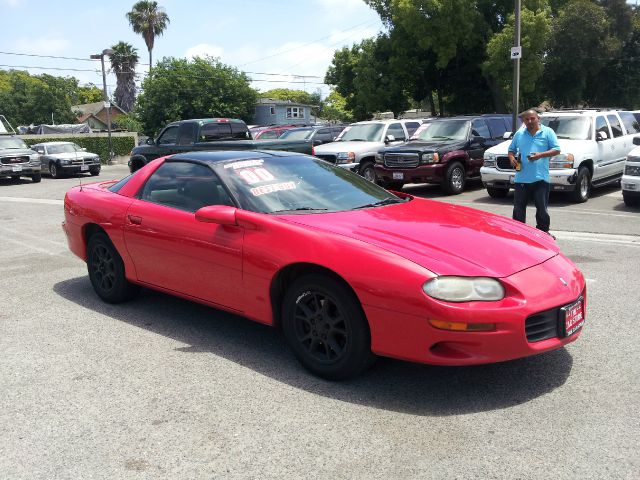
[374,114,514,194]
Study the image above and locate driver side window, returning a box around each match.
[157,126,179,145]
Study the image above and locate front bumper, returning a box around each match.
[374,163,445,184]
[0,165,41,177]
[621,174,640,196]
[60,163,101,173]
[481,166,578,191]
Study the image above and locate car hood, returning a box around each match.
[485,138,596,156]
[280,196,559,277]
[314,140,385,153]
[47,152,97,160]
[0,148,36,157]
[384,139,466,152]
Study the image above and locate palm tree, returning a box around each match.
[126,1,169,69]
[109,42,139,113]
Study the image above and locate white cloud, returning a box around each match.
[185,43,224,60]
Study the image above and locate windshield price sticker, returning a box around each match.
[237,167,276,184]
[224,159,264,170]
[250,181,296,197]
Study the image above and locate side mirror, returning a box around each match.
[596,131,609,141]
[633,136,640,146]
[81,147,87,152]
[503,131,513,140]
[312,139,323,146]
[195,205,238,226]
[385,134,396,143]
[146,137,155,145]
[472,135,486,145]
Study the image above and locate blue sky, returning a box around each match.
[0,0,384,98]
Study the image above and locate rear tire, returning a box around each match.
[281,274,375,380]
[487,186,509,198]
[87,233,140,303]
[31,173,42,183]
[571,166,590,203]
[442,162,466,195]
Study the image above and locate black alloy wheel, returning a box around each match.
[282,274,375,380]
[87,233,140,303]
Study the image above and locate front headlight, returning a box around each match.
[549,153,575,169]
[29,153,40,164]
[423,276,505,302]
[375,153,383,164]
[336,152,356,164]
[483,152,496,167]
[625,164,640,176]
[420,152,439,164]
[60,159,71,165]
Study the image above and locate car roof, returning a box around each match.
[169,149,304,165]
[31,141,75,146]
[541,110,621,117]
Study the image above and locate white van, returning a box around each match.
[480,110,640,202]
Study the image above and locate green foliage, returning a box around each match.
[23,136,135,164]
[321,90,354,122]
[136,56,258,135]
[113,112,143,133]
[75,84,104,104]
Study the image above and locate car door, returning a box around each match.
[594,115,615,180]
[123,160,244,311]
[154,124,181,156]
[468,119,491,174]
[605,113,629,178]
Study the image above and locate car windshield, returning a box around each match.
[0,137,29,149]
[279,129,314,140]
[416,120,469,141]
[541,116,591,140]
[48,143,81,154]
[338,123,385,142]
[410,122,433,140]
[214,155,405,214]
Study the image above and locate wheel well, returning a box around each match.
[579,160,594,176]
[270,263,361,329]
[359,157,375,167]
[83,223,108,252]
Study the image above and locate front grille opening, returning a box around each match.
[525,307,559,342]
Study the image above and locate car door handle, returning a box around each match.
[128,215,142,225]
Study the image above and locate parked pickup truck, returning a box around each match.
[128,118,314,172]
[374,115,513,194]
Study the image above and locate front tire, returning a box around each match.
[282,274,375,380]
[381,181,404,191]
[87,233,140,304]
[31,173,42,183]
[442,162,466,195]
[487,186,509,198]
[571,166,591,203]
[89,167,100,176]
[359,161,376,182]
[50,162,61,179]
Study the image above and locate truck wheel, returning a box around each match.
[487,186,509,198]
[359,161,376,182]
[623,192,640,207]
[10,175,20,182]
[571,166,590,203]
[442,162,466,195]
[31,173,42,183]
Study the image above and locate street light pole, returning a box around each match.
[512,0,522,132]
[90,48,115,163]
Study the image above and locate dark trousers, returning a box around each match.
[512,181,551,232]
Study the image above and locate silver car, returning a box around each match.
[31,141,101,178]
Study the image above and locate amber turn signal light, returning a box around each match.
[429,319,496,332]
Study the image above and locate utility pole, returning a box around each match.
[511,0,522,132]
[90,48,115,163]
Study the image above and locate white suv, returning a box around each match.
[312,119,422,182]
[481,110,640,202]
[622,136,640,207]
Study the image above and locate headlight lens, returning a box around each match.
[60,159,71,165]
[375,153,383,164]
[483,152,496,167]
[420,152,439,164]
[336,152,356,164]
[423,276,505,302]
[549,153,575,169]
[625,163,640,176]
[29,153,40,164]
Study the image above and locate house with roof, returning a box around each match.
[252,98,316,126]
[72,102,126,130]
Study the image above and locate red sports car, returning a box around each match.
[62,150,586,379]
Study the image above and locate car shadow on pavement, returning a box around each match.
[54,276,574,417]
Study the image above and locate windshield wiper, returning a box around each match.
[353,198,405,210]
[270,207,329,214]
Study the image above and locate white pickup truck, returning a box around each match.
[480,110,640,202]
[312,119,423,182]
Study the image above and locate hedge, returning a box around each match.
[22,135,135,164]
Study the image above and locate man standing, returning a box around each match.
[508,109,560,236]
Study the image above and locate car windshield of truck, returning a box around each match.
[0,137,29,149]
[541,116,591,140]
[215,155,404,214]
[48,143,81,154]
[416,120,469,141]
[279,128,314,140]
[338,123,385,142]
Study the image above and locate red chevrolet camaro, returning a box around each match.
[62,150,586,379]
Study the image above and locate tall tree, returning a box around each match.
[109,42,139,112]
[126,1,169,69]
[75,84,104,105]
[136,56,258,135]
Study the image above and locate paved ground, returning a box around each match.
[1,167,638,479]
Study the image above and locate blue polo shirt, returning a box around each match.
[508,124,560,183]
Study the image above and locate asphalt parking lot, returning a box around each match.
[1,166,638,479]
